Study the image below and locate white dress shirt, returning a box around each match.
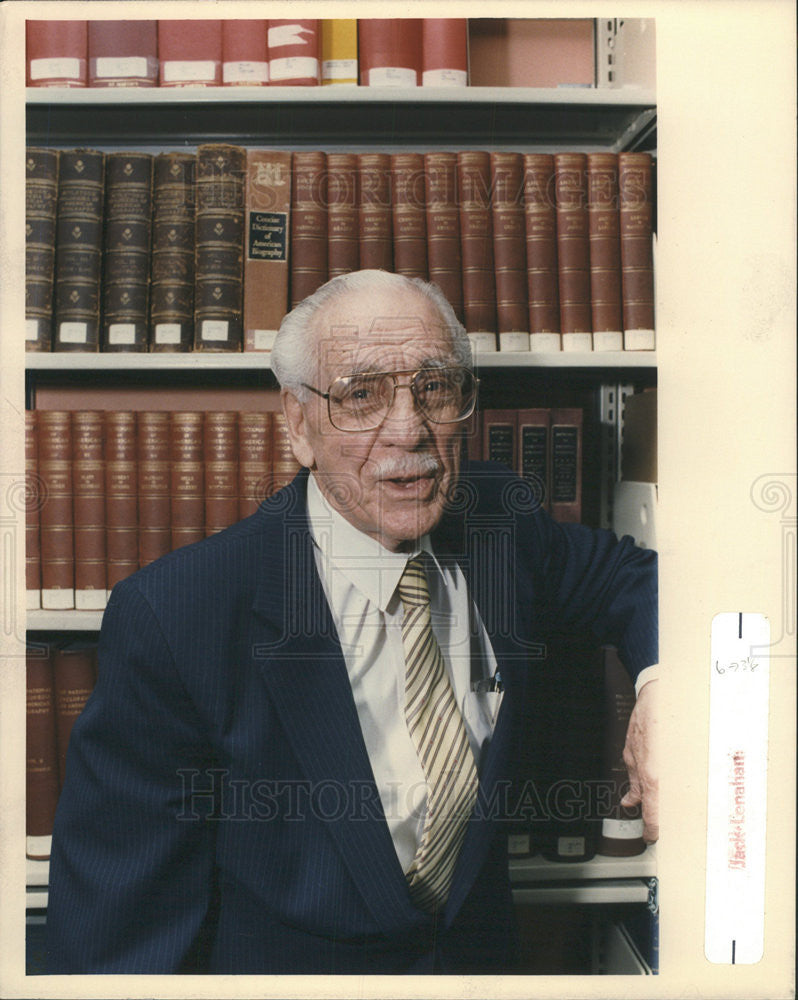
[306,473,503,873]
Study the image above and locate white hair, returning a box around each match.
[270,269,472,401]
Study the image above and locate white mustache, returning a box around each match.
[373,454,441,480]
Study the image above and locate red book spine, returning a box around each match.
[53,641,97,785]
[391,153,428,280]
[290,151,328,307]
[222,19,269,86]
[554,153,592,349]
[26,645,60,859]
[25,411,42,606]
[105,411,139,592]
[136,411,171,567]
[490,152,528,348]
[326,153,360,280]
[38,411,74,609]
[26,20,88,87]
[457,151,497,348]
[268,20,320,86]
[358,19,421,86]
[170,412,205,549]
[587,152,623,350]
[158,20,222,86]
[424,152,463,322]
[550,407,583,523]
[358,153,393,272]
[204,412,240,535]
[421,19,468,87]
[238,412,273,517]
[87,20,158,87]
[523,153,560,347]
[619,152,655,347]
[72,411,106,609]
[271,414,301,494]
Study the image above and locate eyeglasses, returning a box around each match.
[301,366,478,433]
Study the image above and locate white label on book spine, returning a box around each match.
[557,836,586,857]
[26,834,53,860]
[223,61,269,84]
[29,57,82,81]
[75,589,108,611]
[269,57,318,82]
[705,612,770,964]
[602,817,645,839]
[42,588,75,610]
[422,69,467,87]
[201,320,229,342]
[322,59,357,81]
[562,332,593,352]
[251,329,277,351]
[498,332,531,352]
[468,332,497,355]
[593,330,624,352]
[368,66,418,86]
[529,332,562,353]
[58,322,88,344]
[154,324,181,345]
[25,319,39,342]
[624,328,656,351]
[162,60,217,83]
[95,56,149,78]
[108,323,136,345]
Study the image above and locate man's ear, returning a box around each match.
[281,390,316,468]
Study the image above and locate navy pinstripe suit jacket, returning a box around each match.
[46,462,657,974]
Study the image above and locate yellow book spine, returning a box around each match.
[321,19,358,85]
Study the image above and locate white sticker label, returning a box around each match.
[30,57,82,81]
[223,61,269,84]
[269,56,319,82]
[154,324,182,345]
[58,322,88,344]
[162,60,217,84]
[367,66,417,87]
[108,324,136,345]
[422,69,467,87]
[251,329,277,352]
[95,56,149,78]
[322,59,358,82]
[201,320,229,342]
[25,319,39,342]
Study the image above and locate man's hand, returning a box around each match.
[621,678,659,843]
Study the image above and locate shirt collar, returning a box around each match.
[306,472,441,612]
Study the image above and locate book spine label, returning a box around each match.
[458,151,496,343]
[194,144,246,351]
[619,152,655,344]
[290,151,328,307]
[244,150,291,351]
[238,412,273,517]
[25,147,60,352]
[268,20,320,85]
[104,412,138,591]
[358,153,393,272]
[54,149,105,352]
[523,153,560,341]
[38,411,74,607]
[103,152,154,352]
[326,152,359,279]
[424,152,463,322]
[554,153,592,341]
[391,153,428,280]
[137,411,171,567]
[72,411,106,607]
[151,152,196,352]
[491,152,528,341]
[170,412,205,548]
[587,153,623,343]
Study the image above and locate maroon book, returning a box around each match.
[72,411,106,609]
[52,640,97,785]
[238,412,273,518]
[554,153,592,350]
[358,19,421,86]
[327,153,359,280]
[587,152,623,350]
[424,152,463,322]
[25,411,42,606]
[457,151,496,348]
[391,153,428,280]
[105,411,139,592]
[222,19,269,86]
[158,20,222,86]
[26,20,87,87]
[358,153,393,272]
[170,412,205,549]
[38,411,74,609]
[271,414,301,494]
[88,20,158,87]
[26,644,60,860]
[619,152,655,348]
[523,153,560,348]
[421,19,468,86]
[204,412,240,535]
[490,152,528,348]
[268,20,320,85]
[290,151,328,307]
[137,411,171,567]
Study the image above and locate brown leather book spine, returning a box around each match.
[87,20,158,87]
[597,646,646,857]
[523,153,560,344]
[587,152,623,348]
[424,152,463,322]
[222,19,269,86]
[102,152,154,352]
[26,645,60,859]
[619,152,655,345]
[391,153,428,280]
[517,408,550,513]
[244,149,292,352]
[53,640,97,785]
[204,412,239,535]
[26,20,88,87]
[150,152,196,352]
[268,19,321,86]
[327,152,359,280]
[72,411,106,609]
[25,147,59,352]
[54,149,105,352]
[170,411,205,549]
[554,153,592,347]
[290,151,328,307]
[158,20,222,87]
[271,413,301,494]
[25,411,42,605]
[421,19,468,86]
[358,19,421,86]
[550,407,583,523]
[481,409,517,470]
[104,411,139,592]
[238,412,273,517]
[457,151,497,345]
[490,152,528,344]
[194,144,246,351]
[38,411,74,609]
[358,153,393,273]
[136,411,171,567]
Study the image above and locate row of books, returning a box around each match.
[26,408,300,611]
[26,640,97,860]
[26,145,655,355]
[26,18,468,89]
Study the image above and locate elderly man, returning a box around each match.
[47,269,658,974]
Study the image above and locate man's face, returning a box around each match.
[282,287,465,551]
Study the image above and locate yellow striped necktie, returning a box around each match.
[399,555,478,912]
